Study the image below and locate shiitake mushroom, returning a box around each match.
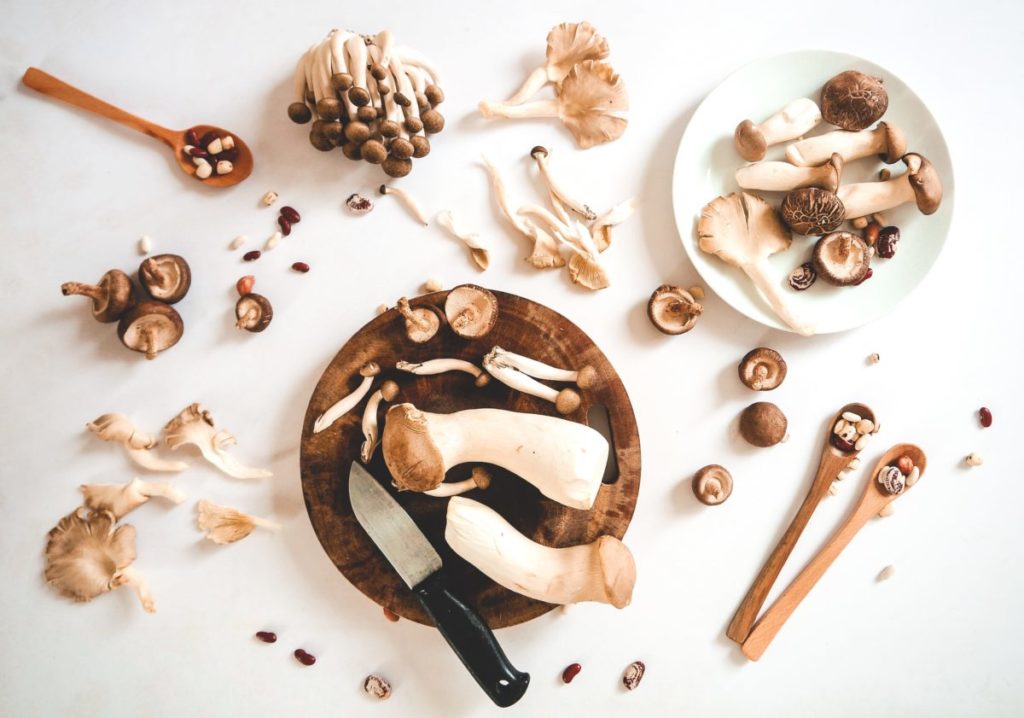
[235,293,273,333]
[117,301,184,360]
[692,464,734,506]
[738,348,787,391]
[445,285,498,339]
[821,71,888,131]
[781,188,845,236]
[139,254,191,304]
[647,285,702,335]
[61,269,137,323]
[812,232,872,286]
[739,402,788,447]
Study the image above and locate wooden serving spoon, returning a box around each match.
[22,68,252,188]
[726,402,875,644]
[741,443,926,660]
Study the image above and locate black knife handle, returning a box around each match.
[413,571,530,707]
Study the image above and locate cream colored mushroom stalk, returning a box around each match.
[436,210,490,271]
[445,497,636,607]
[86,413,188,472]
[483,347,582,415]
[382,403,608,509]
[837,153,943,218]
[396,359,490,387]
[424,466,492,498]
[530,145,596,220]
[735,153,844,194]
[785,122,907,167]
[360,380,399,463]
[314,362,381,434]
[734,98,822,162]
[503,22,610,105]
[196,500,280,544]
[482,155,564,269]
[164,404,272,479]
[81,478,186,519]
[486,346,597,389]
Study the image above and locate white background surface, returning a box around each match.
[1,1,1021,716]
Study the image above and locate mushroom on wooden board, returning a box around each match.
[396,358,490,387]
[647,285,702,335]
[820,71,888,131]
[444,284,498,338]
[785,122,906,167]
[139,254,191,304]
[483,348,582,415]
[484,346,597,389]
[314,362,381,434]
[734,98,822,162]
[117,301,183,359]
[360,380,399,463]
[61,269,137,323]
[697,193,813,335]
[502,21,610,105]
[396,297,443,343]
[837,153,942,218]
[736,153,844,194]
[235,293,273,333]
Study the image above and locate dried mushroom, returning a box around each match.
[61,269,137,323]
[812,232,872,286]
[235,293,273,332]
[780,188,845,236]
[738,348,787,391]
[117,301,184,359]
[196,499,279,544]
[445,284,498,338]
[80,477,186,519]
[647,285,702,335]
[692,465,733,506]
[396,297,443,343]
[739,402,788,447]
[164,403,273,479]
[86,413,188,472]
[820,71,888,131]
[44,508,155,612]
[139,254,191,304]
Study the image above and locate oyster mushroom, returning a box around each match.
[481,156,564,269]
[837,153,943,218]
[502,21,610,105]
[138,254,191,304]
[396,358,490,387]
[436,210,490,271]
[590,196,639,252]
[483,347,581,415]
[734,98,822,162]
[821,71,888,131]
[444,284,498,338]
[80,477,186,519]
[479,60,628,149]
[164,403,272,479]
[485,346,597,389]
[738,348,787,391]
[518,207,608,290]
[360,380,400,463]
[313,362,381,434]
[117,301,183,360]
[196,499,280,544]
[44,508,155,612]
[396,297,443,343]
[785,122,907,167]
[692,465,733,506]
[235,293,273,332]
[61,269,137,323]
[735,153,844,194]
[647,285,703,335]
[739,402,788,447]
[780,187,846,235]
[812,232,872,286]
[86,413,188,473]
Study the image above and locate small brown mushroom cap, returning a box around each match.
[341,142,363,161]
[382,403,445,492]
[470,466,491,490]
[421,109,445,134]
[117,301,184,359]
[380,380,400,402]
[576,365,598,389]
[396,297,442,343]
[424,85,445,106]
[359,362,382,378]
[344,121,371,144]
[321,121,343,145]
[235,293,273,333]
[410,135,431,159]
[878,122,907,164]
[738,348,787,391]
[331,73,353,93]
[692,464,734,505]
[287,102,312,124]
[902,153,943,215]
[812,232,872,286]
[734,119,767,162]
[647,285,703,335]
[357,105,378,123]
[61,269,137,323]
[780,187,845,235]
[389,138,415,160]
[379,120,401,139]
[309,126,335,152]
[382,156,412,178]
[316,98,342,122]
[555,388,582,415]
[361,140,388,165]
[139,254,191,304]
[348,86,371,107]
[821,71,888,131]
[445,284,499,339]
[739,402,788,447]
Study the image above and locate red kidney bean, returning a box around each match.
[854,268,873,286]
[561,663,582,684]
[187,147,209,159]
[979,407,992,428]
[291,261,310,273]
[863,222,881,246]
[199,130,219,148]
[255,631,277,643]
[280,206,301,223]
[185,128,199,146]
[831,434,855,452]
[218,147,239,162]
[278,216,292,236]
[294,648,316,666]
[243,250,261,261]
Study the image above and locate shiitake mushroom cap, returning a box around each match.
[117,300,184,359]
[235,293,273,333]
[444,284,499,339]
[812,232,872,286]
[139,254,191,304]
[821,70,888,131]
[738,347,787,391]
[692,464,734,506]
[647,285,702,335]
[61,269,137,323]
[739,402,788,447]
[780,188,845,235]
[287,102,312,124]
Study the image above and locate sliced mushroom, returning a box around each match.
[117,301,183,359]
[734,98,822,162]
[396,359,490,387]
[61,269,137,323]
[692,465,734,506]
[735,153,844,194]
[785,122,906,167]
[820,71,888,131]
[139,254,191,304]
[235,293,273,332]
[812,232,872,286]
[780,187,845,235]
[444,284,498,339]
[502,21,610,105]
[738,348,787,391]
[739,402,788,447]
[396,297,443,343]
[837,153,942,218]
[313,362,381,434]
[647,285,703,335]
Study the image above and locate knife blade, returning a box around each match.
[348,462,530,708]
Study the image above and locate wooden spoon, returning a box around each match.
[726,402,875,644]
[741,443,927,660]
[22,68,252,188]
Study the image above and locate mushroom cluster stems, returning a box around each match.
[785,122,906,167]
[445,497,635,607]
[436,210,490,271]
[86,413,189,473]
[396,359,490,387]
[502,22,610,105]
[518,204,608,290]
[382,403,607,509]
[314,362,381,434]
[734,98,822,162]
[196,499,280,544]
[483,348,582,415]
[837,153,942,218]
[163,404,273,479]
[379,184,429,225]
[485,346,596,388]
[80,477,186,519]
[423,466,492,498]
[735,153,844,194]
[481,156,564,269]
[530,146,595,220]
[360,380,399,463]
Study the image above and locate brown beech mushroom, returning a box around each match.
[734,98,822,162]
[820,71,888,131]
[647,285,703,335]
[445,284,498,338]
[735,153,844,194]
[235,293,273,332]
[692,465,733,506]
[738,347,787,391]
[138,254,191,304]
[812,232,872,286]
[61,269,137,323]
[739,402,788,447]
[483,349,582,415]
[396,297,442,343]
[780,187,845,236]
[837,153,943,218]
[785,122,906,167]
[117,301,183,359]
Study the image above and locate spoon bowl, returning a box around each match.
[859,442,927,509]
[173,124,253,187]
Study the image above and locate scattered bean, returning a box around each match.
[788,262,816,290]
[876,565,895,582]
[293,648,316,666]
[878,168,891,181]
[222,135,235,151]
[871,212,888,226]
[138,235,152,255]
[261,191,279,207]
[856,419,874,434]
[622,661,645,691]
[346,193,374,214]
[243,250,262,262]
[979,407,992,428]
[906,466,921,487]
[842,411,862,423]
[863,221,881,246]
[292,261,310,273]
[185,128,199,146]
[831,436,855,452]
[689,286,706,300]
[230,235,248,250]
[207,137,223,155]
[423,278,443,292]
[216,160,234,175]
[561,663,582,684]
[255,630,277,643]
[195,161,213,180]
[878,503,895,518]
[363,674,392,700]
[853,267,874,285]
[278,215,292,236]
[848,457,861,470]
[868,352,881,364]
[854,433,870,451]
[375,303,388,316]
[382,607,400,622]
[878,466,905,495]
[236,275,255,296]
[280,206,301,223]
[851,216,869,230]
[189,147,209,159]
[876,226,900,258]
[895,455,914,475]
[265,231,283,250]
[965,453,983,467]
[827,480,840,496]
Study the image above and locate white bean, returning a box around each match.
[842,411,862,423]
[906,466,921,486]
[854,433,870,451]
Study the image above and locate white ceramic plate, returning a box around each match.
[672,50,954,334]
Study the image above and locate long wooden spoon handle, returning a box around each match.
[743,261,815,336]
[22,67,178,146]
[741,501,879,661]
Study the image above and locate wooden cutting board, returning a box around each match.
[299,288,641,628]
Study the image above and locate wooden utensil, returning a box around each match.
[726,402,875,643]
[741,443,926,660]
[21,68,252,187]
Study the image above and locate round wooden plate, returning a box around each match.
[299,288,641,628]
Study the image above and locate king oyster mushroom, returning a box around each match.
[736,153,844,194]
[738,348,787,391]
[117,301,183,359]
[235,293,273,332]
[837,153,943,218]
[502,21,610,105]
[780,187,846,236]
[785,122,907,167]
[61,269,137,323]
[444,284,499,338]
[647,285,703,335]
[820,71,888,131]
[739,402,788,447]
[812,232,872,286]
[734,98,822,162]
[138,254,191,304]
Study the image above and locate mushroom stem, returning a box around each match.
[61,282,105,302]
[481,156,564,269]
[313,364,379,434]
[735,98,822,161]
[393,46,441,85]
[396,359,489,387]
[483,349,581,414]
[423,467,491,498]
[359,381,398,464]
[743,260,815,336]
[397,297,431,332]
[113,566,156,613]
[380,184,428,225]
[530,146,596,220]
[504,67,550,106]
[141,325,158,360]
[836,165,921,218]
[486,346,596,388]
[479,99,559,119]
[735,154,844,194]
[786,123,905,166]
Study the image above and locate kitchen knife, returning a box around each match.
[348,462,530,707]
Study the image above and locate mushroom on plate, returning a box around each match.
[117,301,183,359]
[501,21,610,105]
[235,293,273,333]
[138,254,191,304]
[785,122,906,167]
[780,187,846,236]
[444,284,498,338]
[837,153,942,218]
[734,98,822,162]
[812,231,872,286]
[820,71,888,131]
[61,269,137,323]
[738,347,787,391]
[647,285,703,335]
[736,153,844,194]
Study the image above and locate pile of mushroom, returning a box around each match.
[479,22,628,148]
[287,29,446,178]
[483,146,637,289]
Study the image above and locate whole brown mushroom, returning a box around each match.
[117,301,184,359]
[647,285,703,335]
[821,71,888,131]
[445,285,499,339]
[61,269,137,323]
[235,293,273,332]
[738,348,787,391]
[739,402,788,447]
[288,102,312,124]
[692,464,734,506]
[396,297,443,343]
[780,188,845,236]
[812,232,872,286]
[139,254,191,304]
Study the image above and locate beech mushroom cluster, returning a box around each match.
[483,147,637,289]
[483,346,595,415]
[479,22,628,148]
[287,29,446,178]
